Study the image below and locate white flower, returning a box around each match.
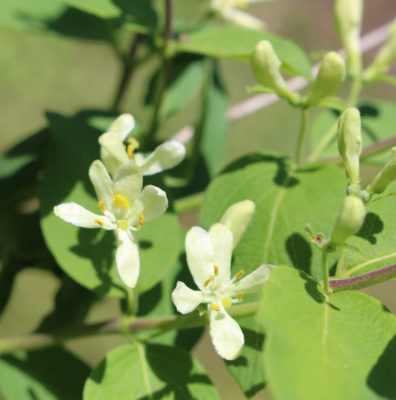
[54,160,168,288]
[98,114,186,177]
[172,200,275,360]
[211,0,266,30]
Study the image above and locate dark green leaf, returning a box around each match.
[83,343,220,399]
[260,266,396,400]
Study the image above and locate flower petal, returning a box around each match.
[88,160,114,210]
[172,281,205,314]
[137,140,186,176]
[185,227,214,290]
[54,202,115,229]
[99,132,129,176]
[108,113,135,141]
[226,264,276,297]
[208,223,233,286]
[222,8,265,30]
[113,161,142,203]
[116,229,140,288]
[209,309,244,360]
[139,185,168,222]
[220,200,255,248]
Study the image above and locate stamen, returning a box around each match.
[127,144,134,160]
[214,265,219,276]
[237,291,244,301]
[210,304,220,311]
[221,297,233,308]
[98,200,106,213]
[204,277,213,287]
[94,218,105,226]
[113,194,130,210]
[136,214,144,230]
[126,138,140,160]
[234,270,245,279]
[118,219,129,231]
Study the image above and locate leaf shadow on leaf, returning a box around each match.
[285,233,312,275]
[221,153,299,188]
[70,228,126,297]
[360,104,381,143]
[356,212,384,245]
[367,334,396,398]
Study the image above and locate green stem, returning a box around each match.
[322,249,330,294]
[335,248,345,277]
[307,122,338,164]
[0,302,259,355]
[173,192,204,214]
[347,74,362,107]
[295,108,308,166]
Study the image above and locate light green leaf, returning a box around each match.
[39,111,182,297]
[177,26,312,79]
[0,348,90,400]
[83,343,220,399]
[260,266,396,400]
[310,101,396,164]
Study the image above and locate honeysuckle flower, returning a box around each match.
[54,160,168,288]
[211,0,265,30]
[99,114,186,177]
[172,200,275,360]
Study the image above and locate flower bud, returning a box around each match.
[251,40,300,104]
[220,200,255,248]
[334,0,363,77]
[364,19,396,82]
[338,107,362,185]
[366,147,396,195]
[328,195,365,247]
[305,52,346,106]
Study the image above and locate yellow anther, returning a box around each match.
[94,219,105,226]
[126,138,140,160]
[204,277,213,287]
[221,297,233,308]
[127,144,135,160]
[210,304,220,311]
[128,137,140,149]
[118,219,129,231]
[237,291,244,301]
[113,194,130,210]
[214,265,219,276]
[234,270,245,279]
[98,200,106,213]
[136,214,144,230]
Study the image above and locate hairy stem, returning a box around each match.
[322,250,330,294]
[0,302,259,355]
[295,108,308,166]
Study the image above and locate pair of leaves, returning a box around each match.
[83,343,220,399]
[39,110,182,298]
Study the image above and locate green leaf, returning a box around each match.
[83,343,220,399]
[0,348,90,400]
[177,26,312,79]
[310,101,396,164]
[199,153,346,280]
[39,111,182,297]
[260,266,396,400]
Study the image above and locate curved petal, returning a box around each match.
[88,160,114,211]
[139,185,168,222]
[222,8,265,30]
[108,113,135,141]
[172,281,205,314]
[208,223,233,286]
[99,132,129,175]
[220,200,255,248]
[113,161,142,203]
[185,227,214,290]
[116,229,140,288]
[138,140,186,176]
[209,309,244,360]
[226,264,276,297]
[54,202,115,229]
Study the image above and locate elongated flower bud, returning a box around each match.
[338,107,362,185]
[334,0,363,77]
[366,147,396,194]
[328,195,365,247]
[251,40,300,104]
[305,52,346,106]
[364,19,396,82]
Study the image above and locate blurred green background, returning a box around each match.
[1,0,396,399]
